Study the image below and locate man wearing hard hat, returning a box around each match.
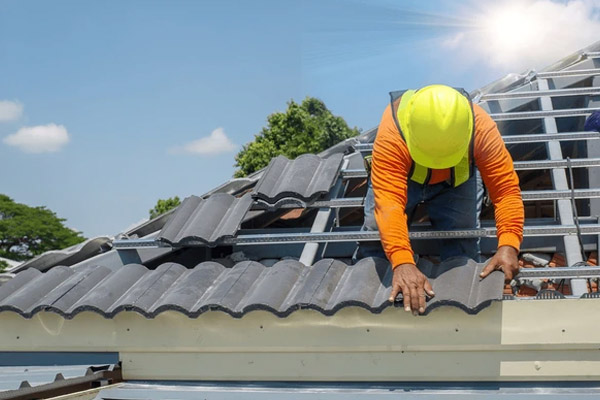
[365,84,524,315]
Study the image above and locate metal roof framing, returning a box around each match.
[536,67,600,78]
[536,77,586,294]
[113,224,600,251]
[477,53,600,294]
[354,131,600,150]
[341,159,600,179]
[480,86,600,101]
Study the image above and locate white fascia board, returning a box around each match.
[1,300,600,381]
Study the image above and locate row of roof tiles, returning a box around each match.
[0,257,503,318]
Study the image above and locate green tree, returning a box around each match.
[0,194,86,261]
[149,196,181,219]
[234,97,360,177]
[0,259,8,273]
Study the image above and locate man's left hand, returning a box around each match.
[480,245,520,281]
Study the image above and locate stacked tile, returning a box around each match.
[157,193,253,247]
[253,153,344,209]
[13,237,111,273]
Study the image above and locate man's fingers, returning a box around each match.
[418,289,426,314]
[402,286,411,312]
[424,279,435,297]
[505,269,514,281]
[388,283,401,303]
[409,286,420,315]
[504,264,520,281]
[479,261,498,279]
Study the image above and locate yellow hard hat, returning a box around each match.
[399,84,473,169]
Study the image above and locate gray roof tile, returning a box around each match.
[67,264,148,316]
[13,237,112,273]
[413,257,505,313]
[253,153,344,208]
[157,193,253,247]
[0,257,503,319]
[0,267,73,314]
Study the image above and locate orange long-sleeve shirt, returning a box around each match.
[372,103,524,268]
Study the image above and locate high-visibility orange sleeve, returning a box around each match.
[472,104,524,251]
[371,104,414,268]
[371,103,524,269]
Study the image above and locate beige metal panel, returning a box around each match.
[501,299,600,345]
[120,350,600,382]
[2,301,600,381]
[500,360,600,379]
[0,306,503,352]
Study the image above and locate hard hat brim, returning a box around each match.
[407,140,469,170]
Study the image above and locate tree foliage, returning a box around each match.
[0,259,8,273]
[0,194,86,261]
[149,196,181,219]
[233,97,360,177]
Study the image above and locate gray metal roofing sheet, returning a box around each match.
[0,257,503,319]
[0,363,121,399]
[252,153,344,207]
[93,382,600,400]
[157,193,253,247]
[0,365,90,392]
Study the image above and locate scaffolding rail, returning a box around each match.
[480,87,600,101]
[354,132,600,154]
[113,224,600,249]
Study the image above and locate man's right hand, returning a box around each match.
[388,263,435,315]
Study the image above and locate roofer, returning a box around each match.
[359,84,524,315]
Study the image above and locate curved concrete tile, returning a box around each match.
[158,193,253,247]
[0,257,504,319]
[253,154,344,205]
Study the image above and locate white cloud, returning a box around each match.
[169,127,237,156]
[3,124,70,153]
[0,100,23,122]
[442,0,600,71]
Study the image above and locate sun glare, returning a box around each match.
[482,3,538,54]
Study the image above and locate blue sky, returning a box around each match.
[1,0,599,238]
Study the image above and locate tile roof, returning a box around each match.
[253,153,344,209]
[157,193,253,247]
[0,257,503,318]
[1,42,600,318]
[11,237,111,273]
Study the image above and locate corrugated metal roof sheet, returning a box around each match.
[0,365,89,392]
[0,364,121,398]
[0,257,503,318]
